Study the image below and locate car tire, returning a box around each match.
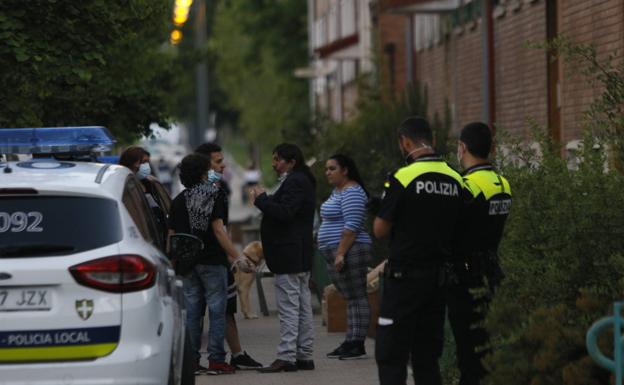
[180,329,195,385]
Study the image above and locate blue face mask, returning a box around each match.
[207,169,223,184]
[137,162,151,180]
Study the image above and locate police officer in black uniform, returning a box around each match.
[374,117,465,385]
[447,122,512,385]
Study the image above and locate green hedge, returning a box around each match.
[483,126,624,385]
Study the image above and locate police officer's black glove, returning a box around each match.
[366,196,382,215]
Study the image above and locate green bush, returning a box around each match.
[484,36,624,384]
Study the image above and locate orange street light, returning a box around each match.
[170,30,183,45]
[176,0,192,7]
[173,14,188,25]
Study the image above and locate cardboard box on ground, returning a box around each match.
[322,261,386,338]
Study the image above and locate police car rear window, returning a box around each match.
[0,196,122,257]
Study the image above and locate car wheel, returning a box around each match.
[181,329,195,385]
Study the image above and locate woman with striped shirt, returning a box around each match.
[318,154,373,360]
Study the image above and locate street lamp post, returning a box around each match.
[193,0,208,148]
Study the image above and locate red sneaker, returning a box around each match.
[207,361,236,375]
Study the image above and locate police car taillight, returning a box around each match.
[69,255,156,293]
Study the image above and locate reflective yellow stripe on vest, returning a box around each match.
[464,170,511,200]
[394,161,463,188]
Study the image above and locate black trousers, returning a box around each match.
[375,269,445,385]
[446,282,490,385]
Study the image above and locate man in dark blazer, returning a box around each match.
[250,143,316,373]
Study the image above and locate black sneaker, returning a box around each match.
[194,363,209,375]
[296,359,315,370]
[230,351,263,369]
[339,341,367,360]
[326,341,350,359]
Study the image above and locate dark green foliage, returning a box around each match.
[0,0,174,141]
[211,0,310,150]
[484,115,624,384]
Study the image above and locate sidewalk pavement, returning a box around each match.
[195,275,379,385]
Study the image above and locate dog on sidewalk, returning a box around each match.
[234,241,265,319]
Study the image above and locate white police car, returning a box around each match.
[0,127,193,385]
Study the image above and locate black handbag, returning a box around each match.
[169,233,204,276]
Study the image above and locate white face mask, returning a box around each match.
[137,162,151,180]
[207,169,223,184]
[457,143,465,168]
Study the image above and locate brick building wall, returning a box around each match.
[375,0,624,144]
[452,25,485,133]
[378,13,410,96]
[559,0,624,144]
[416,40,451,127]
[494,0,548,140]
[416,22,484,137]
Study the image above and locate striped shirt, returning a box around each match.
[318,185,372,249]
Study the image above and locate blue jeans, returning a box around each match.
[183,264,227,363]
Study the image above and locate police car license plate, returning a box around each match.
[0,288,52,311]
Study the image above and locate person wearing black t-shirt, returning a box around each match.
[195,143,263,370]
[169,154,252,375]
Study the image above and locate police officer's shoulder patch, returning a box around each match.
[463,177,481,198]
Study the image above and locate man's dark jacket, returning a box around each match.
[254,171,315,274]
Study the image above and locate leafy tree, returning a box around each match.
[210,0,310,151]
[0,0,174,141]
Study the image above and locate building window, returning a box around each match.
[449,1,482,29]
[340,0,356,38]
[342,60,356,84]
[315,16,327,48]
[414,15,423,52]
[432,15,441,45]
[414,14,440,51]
[328,3,339,43]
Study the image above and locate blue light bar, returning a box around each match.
[0,126,116,154]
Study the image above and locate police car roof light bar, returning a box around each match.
[0,126,116,154]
